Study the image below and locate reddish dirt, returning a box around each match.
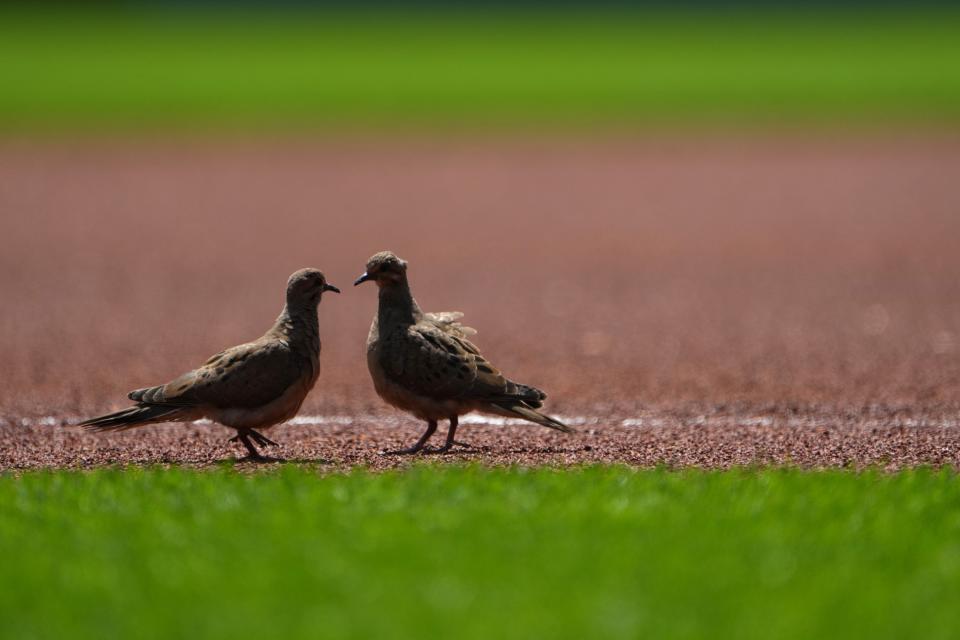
[1,133,959,470]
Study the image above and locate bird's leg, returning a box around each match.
[436,416,460,453]
[249,429,279,448]
[382,420,437,455]
[234,431,268,462]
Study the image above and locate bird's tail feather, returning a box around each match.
[79,405,185,432]
[505,382,547,409]
[128,385,167,404]
[492,402,574,433]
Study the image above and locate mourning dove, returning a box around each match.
[354,251,571,454]
[80,269,340,461]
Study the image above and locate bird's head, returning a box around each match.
[354,251,408,288]
[286,268,340,307]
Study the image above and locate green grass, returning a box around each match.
[1,9,959,131]
[1,466,959,639]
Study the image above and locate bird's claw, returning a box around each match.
[249,429,279,448]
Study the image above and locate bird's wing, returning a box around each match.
[132,339,305,409]
[381,320,516,402]
[424,311,477,338]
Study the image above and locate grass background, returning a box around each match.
[1,9,959,131]
[1,466,958,640]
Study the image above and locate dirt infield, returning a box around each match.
[4,410,960,471]
[2,133,959,470]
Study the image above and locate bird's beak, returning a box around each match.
[354,272,373,286]
[323,284,341,294]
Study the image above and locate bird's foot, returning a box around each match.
[229,431,279,447]
[379,422,438,456]
[229,431,281,462]
[249,429,280,448]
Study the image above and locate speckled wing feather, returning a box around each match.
[129,339,306,410]
[381,319,547,410]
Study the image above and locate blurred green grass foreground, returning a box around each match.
[1,7,959,131]
[1,466,959,640]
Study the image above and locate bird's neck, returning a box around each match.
[378,279,422,327]
[274,303,320,353]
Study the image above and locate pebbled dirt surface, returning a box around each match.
[3,409,960,471]
[1,133,959,470]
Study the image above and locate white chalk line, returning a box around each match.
[6,414,960,430]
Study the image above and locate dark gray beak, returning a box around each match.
[354,272,373,286]
[323,284,341,294]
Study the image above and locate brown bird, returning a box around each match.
[80,269,340,461]
[354,251,571,454]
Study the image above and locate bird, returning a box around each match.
[79,268,340,461]
[354,251,572,454]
